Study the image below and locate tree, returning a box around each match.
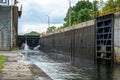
[25,31,40,36]
[102,0,115,11]
[58,0,102,30]
[77,8,93,23]
[92,0,99,18]
[116,0,120,7]
[64,0,95,27]
[47,26,57,33]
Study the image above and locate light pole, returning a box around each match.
[68,0,71,27]
[46,15,50,28]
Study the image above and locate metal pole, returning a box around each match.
[48,15,50,28]
[46,15,50,28]
[68,0,71,27]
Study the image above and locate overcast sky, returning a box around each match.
[17,0,105,35]
[17,0,80,35]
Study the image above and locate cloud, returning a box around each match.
[18,0,69,23]
[18,23,63,35]
[18,0,79,34]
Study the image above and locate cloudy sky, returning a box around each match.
[17,0,80,35]
[17,0,107,35]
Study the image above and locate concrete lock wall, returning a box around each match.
[40,12,120,64]
[0,6,18,50]
[40,20,95,64]
[12,6,18,48]
[114,12,120,63]
[0,6,12,50]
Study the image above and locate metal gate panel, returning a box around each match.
[96,15,114,63]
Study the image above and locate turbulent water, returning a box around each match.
[19,50,120,80]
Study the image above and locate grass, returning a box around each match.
[12,47,19,51]
[29,67,34,74]
[0,56,6,72]
[29,67,39,79]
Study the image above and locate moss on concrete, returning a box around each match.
[0,56,6,72]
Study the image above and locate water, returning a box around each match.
[19,50,120,80]
[24,41,29,50]
[34,45,40,50]
[18,42,32,65]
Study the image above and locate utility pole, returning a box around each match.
[46,15,50,28]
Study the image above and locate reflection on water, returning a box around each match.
[95,64,120,80]
[19,50,120,80]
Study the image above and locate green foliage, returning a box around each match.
[12,47,18,50]
[116,0,120,7]
[72,0,93,12]
[0,56,6,72]
[29,67,39,78]
[102,0,116,11]
[29,67,34,74]
[92,0,99,18]
[77,8,93,23]
[25,31,40,36]
[102,0,120,11]
[63,0,97,28]
[47,26,57,32]
[48,0,119,31]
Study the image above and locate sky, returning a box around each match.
[17,0,106,35]
[17,0,80,35]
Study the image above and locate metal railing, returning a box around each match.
[97,6,120,17]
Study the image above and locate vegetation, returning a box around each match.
[29,66,39,79]
[103,0,120,11]
[46,0,99,32]
[64,0,98,27]
[47,26,57,33]
[29,67,34,75]
[12,47,19,50]
[25,31,40,36]
[0,56,6,72]
[46,0,120,33]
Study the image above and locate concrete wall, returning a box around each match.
[40,20,95,64]
[114,12,120,63]
[0,6,12,50]
[12,6,18,48]
[40,12,120,64]
[0,6,18,50]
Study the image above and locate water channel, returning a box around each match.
[18,43,120,80]
[18,50,120,80]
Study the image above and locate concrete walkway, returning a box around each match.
[0,51,34,80]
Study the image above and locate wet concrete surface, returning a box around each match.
[20,50,120,80]
[30,64,52,80]
[0,51,34,80]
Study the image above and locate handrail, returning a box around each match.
[97,6,120,17]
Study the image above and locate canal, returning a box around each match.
[19,50,120,80]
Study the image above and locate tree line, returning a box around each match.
[47,0,120,33]
[25,0,120,35]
